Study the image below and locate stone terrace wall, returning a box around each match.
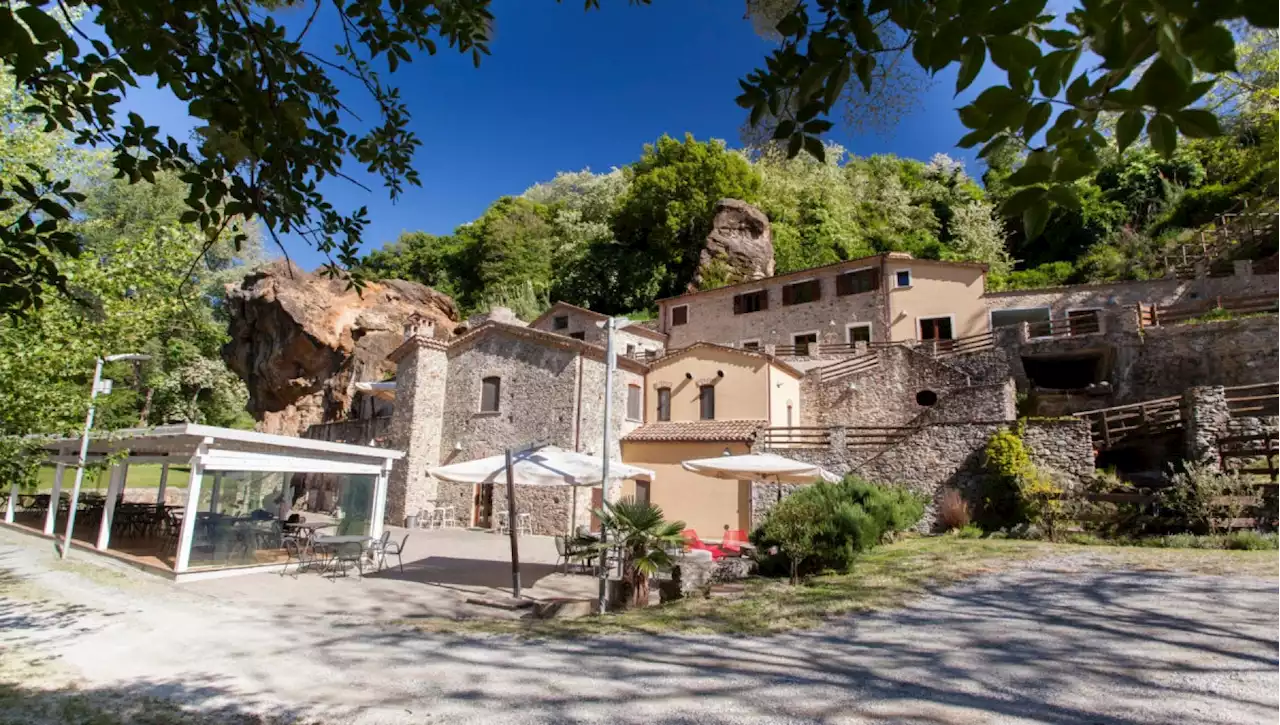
[433,479,579,535]
[802,346,976,427]
[984,272,1279,317]
[754,418,1094,530]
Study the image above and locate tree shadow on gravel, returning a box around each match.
[0,678,315,725]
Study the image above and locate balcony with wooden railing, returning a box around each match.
[1138,294,1278,329]
[758,425,914,453]
[1225,382,1279,418]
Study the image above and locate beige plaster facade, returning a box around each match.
[642,343,804,423]
[620,440,753,538]
[528,301,667,359]
[887,259,989,341]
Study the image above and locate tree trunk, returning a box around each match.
[789,557,799,585]
[138,387,153,427]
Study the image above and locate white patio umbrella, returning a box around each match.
[429,446,655,487]
[429,446,655,598]
[681,453,841,484]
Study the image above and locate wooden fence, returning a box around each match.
[1224,382,1279,418]
[759,427,831,449]
[1219,432,1279,481]
[1138,293,1278,328]
[844,426,913,450]
[1024,315,1103,339]
[1072,395,1183,450]
[814,353,880,383]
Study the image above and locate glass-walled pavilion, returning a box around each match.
[2,424,402,581]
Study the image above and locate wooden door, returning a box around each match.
[474,483,494,527]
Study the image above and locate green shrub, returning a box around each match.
[752,476,926,580]
[1159,462,1256,535]
[978,425,1067,537]
[1224,531,1278,551]
[954,524,984,539]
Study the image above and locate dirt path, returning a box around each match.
[1,528,1276,725]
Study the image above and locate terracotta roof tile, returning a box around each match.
[622,420,767,443]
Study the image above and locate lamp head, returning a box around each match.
[104,353,151,363]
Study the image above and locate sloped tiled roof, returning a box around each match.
[622,420,767,443]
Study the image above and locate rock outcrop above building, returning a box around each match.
[689,199,774,291]
[222,261,459,436]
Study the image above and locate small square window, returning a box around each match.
[671,305,688,326]
[847,324,871,344]
[626,384,642,421]
[741,340,761,351]
[569,331,586,340]
[552,315,569,330]
[792,332,819,356]
[895,269,912,288]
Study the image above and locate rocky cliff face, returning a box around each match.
[222,261,459,436]
[689,199,774,291]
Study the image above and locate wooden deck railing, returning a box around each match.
[1072,396,1183,450]
[815,353,880,383]
[1219,432,1279,481]
[1224,382,1279,417]
[1138,293,1278,328]
[844,426,913,450]
[1024,316,1103,339]
[759,426,831,449]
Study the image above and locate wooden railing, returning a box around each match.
[1072,396,1183,450]
[1024,315,1103,339]
[1219,432,1279,482]
[1225,382,1279,417]
[775,334,994,361]
[759,427,831,449]
[933,331,996,357]
[303,416,391,446]
[815,353,880,384]
[845,426,913,450]
[1138,293,1278,328]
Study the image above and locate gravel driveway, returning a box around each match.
[1,528,1276,725]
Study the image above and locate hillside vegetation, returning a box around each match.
[361,30,1277,320]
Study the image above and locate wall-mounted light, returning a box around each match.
[685,372,693,380]
[453,441,463,452]
[721,447,732,456]
[716,370,724,377]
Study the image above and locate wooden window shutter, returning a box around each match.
[811,279,822,300]
[870,270,881,291]
[732,294,743,315]
[781,284,794,305]
[836,273,852,296]
[760,290,769,310]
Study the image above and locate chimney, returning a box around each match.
[403,313,435,340]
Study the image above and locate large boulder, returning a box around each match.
[223,262,459,436]
[689,199,774,291]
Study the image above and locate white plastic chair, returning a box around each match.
[441,505,458,528]
[494,509,509,535]
[516,512,533,536]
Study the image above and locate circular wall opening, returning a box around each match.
[916,390,938,407]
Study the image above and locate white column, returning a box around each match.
[174,452,207,573]
[370,461,392,539]
[4,482,15,523]
[155,463,169,514]
[44,463,66,534]
[96,463,127,550]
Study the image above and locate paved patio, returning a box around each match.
[184,527,597,621]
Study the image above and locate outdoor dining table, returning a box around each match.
[311,534,375,575]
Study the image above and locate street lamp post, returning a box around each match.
[59,353,150,559]
[595,316,631,614]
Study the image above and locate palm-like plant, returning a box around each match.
[593,499,686,609]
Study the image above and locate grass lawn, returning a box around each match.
[407,536,1279,638]
[33,464,190,493]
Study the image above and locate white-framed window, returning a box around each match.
[740,338,761,351]
[917,315,955,341]
[990,307,1052,338]
[671,304,689,326]
[845,323,872,344]
[894,269,912,288]
[792,330,819,355]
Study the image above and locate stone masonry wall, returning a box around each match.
[664,270,887,350]
[984,273,1279,317]
[802,346,973,427]
[386,337,449,525]
[1181,385,1230,465]
[754,419,1094,530]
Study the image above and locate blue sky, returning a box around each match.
[118,1,1007,270]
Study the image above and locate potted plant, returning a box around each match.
[592,499,686,609]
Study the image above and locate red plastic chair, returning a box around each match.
[681,529,725,560]
[720,528,748,555]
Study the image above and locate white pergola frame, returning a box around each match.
[4,423,402,581]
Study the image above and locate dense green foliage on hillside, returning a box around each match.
[362,30,1277,321]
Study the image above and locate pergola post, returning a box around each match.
[174,443,208,573]
[3,481,15,523]
[370,460,392,540]
[155,463,169,515]
[44,463,66,534]
[96,462,128,550]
